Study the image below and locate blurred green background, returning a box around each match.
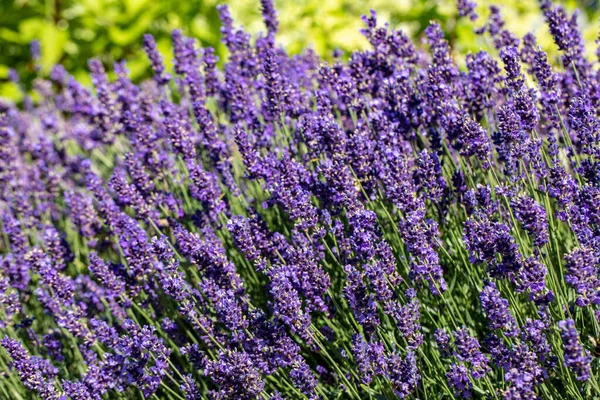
[1,0,599,100]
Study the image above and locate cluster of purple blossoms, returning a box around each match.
[510,195,549,247]
[480,281,519,336]
[446,364,472,398]
[558,319,591,382]
[2,0,600,398]
[452,329,491,379]
[565,246,600,307]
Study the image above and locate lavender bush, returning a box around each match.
[1,0,600,398]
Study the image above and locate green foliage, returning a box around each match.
[0,0,221,83]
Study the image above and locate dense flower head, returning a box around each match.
[568,96,600,158]
[558,319,591,381]
[446,363,472,398]
[465,50,502,118]
[386,351,420,398]
[435,328,451,357]
[480,281,518,336]
[510,195,549,247]
[521,318,555,369]
[501,46,525,91]
[464,216,523,276]
[142,34,171,85]
[1,338,60,399]
[453,328,491,379]
[456,0,477,20]
[564,246,600,307]
[205,350,265,399]
[351,334,387,385]
[2,0,600,398]
[513,256,553,304]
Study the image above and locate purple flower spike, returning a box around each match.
[558,319,591,381]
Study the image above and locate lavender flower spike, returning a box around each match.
[558,319,591,381]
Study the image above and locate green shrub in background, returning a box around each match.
[0,0,598,101]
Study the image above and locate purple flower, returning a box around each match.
[187,160,227,221]
[546,163,578,207]
[531,43,560,109]
[227,215,267,270]
[264,157,318,231]
[123,152,156,198]
[493,105,531,177]
[558,319,591,381]
[172,31,203,101]
[568,96,600,158]
[480,281,518,336]
[62,380,94,399]
[435,329,451,357]
[42,333,64,363]
[203,47,220,97]
[500,46,525,92]
[43,227,72,270]
[173,224,244,294]
[7,2,600,398]
[453,328,490,379]
[1,338,60,399]
[351,334,375,385]
[464,216,523,276]
[541,1,590,94]
[465,51,501,119]
[513,256,552,304]
[457,116,491,165]
[388,288,423,349]
[88,58,117,144]
[521,318,556,369]
[161,103,197,161]
[343,264,380,331]
[276,229,330,313]
[457,0,477,20]
[180,374,201,400]
[211,286,248,332]
[476,6,519,50]
[30,40,41,62]
[415,149,446,202]
[267,266,311,340]
[205,350,265,400]
[88,252,126,297]
[510,344,544,384]
[290,359,318,396]
[142,34,171,85]
[351,334,387,385]
[27,249,75,303]
[511,195,549,247]
[260,0,278,35]
[446,364,472,398]
[1,212,28,256]
[423,22,459,127]
[109,171,157,220]
[564,246,600,307]
[245,309,301,374]
[386,351,419,398]
[399,208,447,295]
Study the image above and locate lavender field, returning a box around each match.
[1,0,600,398]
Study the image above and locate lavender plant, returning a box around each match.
[1,0,600,398]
